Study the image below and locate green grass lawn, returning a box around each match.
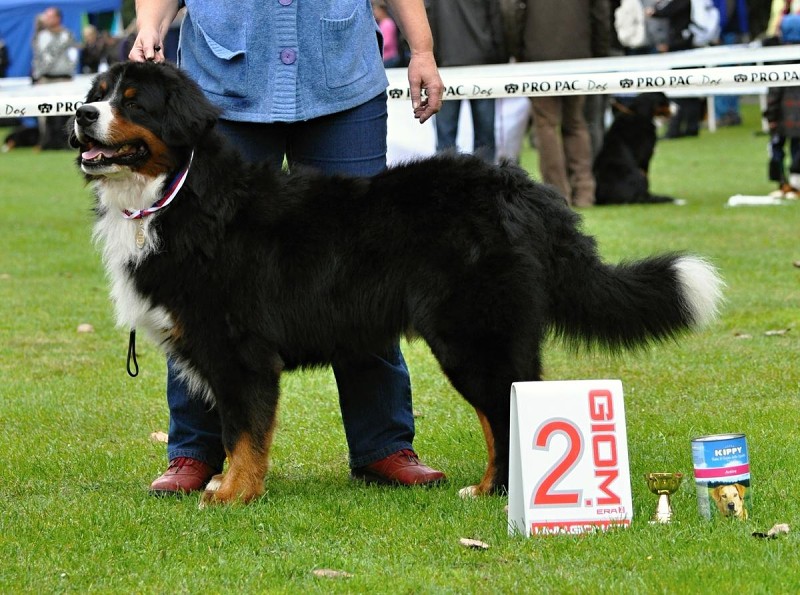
[1,101,799,593]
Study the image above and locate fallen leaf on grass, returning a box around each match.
[312,569,353,579]
[459,538,490,550]
[77,323,95,333]
[752,523,790,539]
[733,332,752,339]
[764,328,791,336]
[149,431,169,444]
[792,261,800,268]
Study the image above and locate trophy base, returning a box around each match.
[649,494,673,524]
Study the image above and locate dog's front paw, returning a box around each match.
[198,473,225,509]
[198,472,265,508]
[459,485,480,499]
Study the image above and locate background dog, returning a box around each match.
[73,62,723,506]
[594,92,681,205]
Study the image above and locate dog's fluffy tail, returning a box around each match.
[549,251,723,351]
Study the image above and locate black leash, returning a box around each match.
[127,328,139,377]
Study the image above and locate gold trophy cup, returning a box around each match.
[645,472,683,524]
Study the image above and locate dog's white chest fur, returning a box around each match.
[92,175,174,345]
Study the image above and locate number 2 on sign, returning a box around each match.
[531,419,583,506]
[531,389,622,508]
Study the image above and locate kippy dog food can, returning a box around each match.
[691,434,751,520]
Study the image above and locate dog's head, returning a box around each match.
[71,61,220,179]
[628,92,674,120]
[711,483,747,518]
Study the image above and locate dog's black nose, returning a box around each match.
[75,105,100,128]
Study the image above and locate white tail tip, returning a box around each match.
[673,256,724,327]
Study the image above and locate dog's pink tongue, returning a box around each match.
[82,146,116,160]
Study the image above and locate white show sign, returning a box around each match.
[508,380,632,536]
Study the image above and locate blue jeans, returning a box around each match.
[714,32,742,120]
[166,93,415,470]
[435,98,496,162]
[714,94,739,120]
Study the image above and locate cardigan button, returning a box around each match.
[278,0,292,5]
[280,48,296,65]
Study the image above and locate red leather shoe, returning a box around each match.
[351,449,446,486]
[149,457,217,496]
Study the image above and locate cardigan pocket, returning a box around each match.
[191,20,248,98]
[320,6,373,89]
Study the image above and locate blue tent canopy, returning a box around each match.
[0,0,121,78]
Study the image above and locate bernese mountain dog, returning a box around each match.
[594,93,681,205]
[72,62,722,506]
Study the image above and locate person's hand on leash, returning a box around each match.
[128,28,164,63]
[407,50,443,124]
[127,0,180,63]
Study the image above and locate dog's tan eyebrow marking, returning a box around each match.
[98,80,109,94]
[123,87,137,99]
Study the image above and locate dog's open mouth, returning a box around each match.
[80,137,149,169]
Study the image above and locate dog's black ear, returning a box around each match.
[160,64,221,147]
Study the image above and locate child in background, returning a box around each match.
[764,13,800,198]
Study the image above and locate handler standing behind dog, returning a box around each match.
[521,0,611,208]
[129,0,447,495]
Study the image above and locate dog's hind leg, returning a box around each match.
[457,402,511,499]
[429,332,544,499]
[200,373,281,507]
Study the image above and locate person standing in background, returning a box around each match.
[647,0,708,138]
[586,0,623,159]
[713,0,749,127]
[428,0,507,162]
[764,12,800,198]
[522,0,611,207]
[32,7,78,150]
[80,25,112,74]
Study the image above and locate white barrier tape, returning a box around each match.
[2,60,798,117]
[386,64,800,102]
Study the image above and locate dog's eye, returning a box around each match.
[125,102,140,110]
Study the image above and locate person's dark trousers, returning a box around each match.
[583,94,609,159]
[435,98,496,162]
[666,98,703,138]
[768,134,800,185]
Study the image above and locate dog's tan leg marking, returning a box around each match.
[459,408,496,499]
[200,417,277,507]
